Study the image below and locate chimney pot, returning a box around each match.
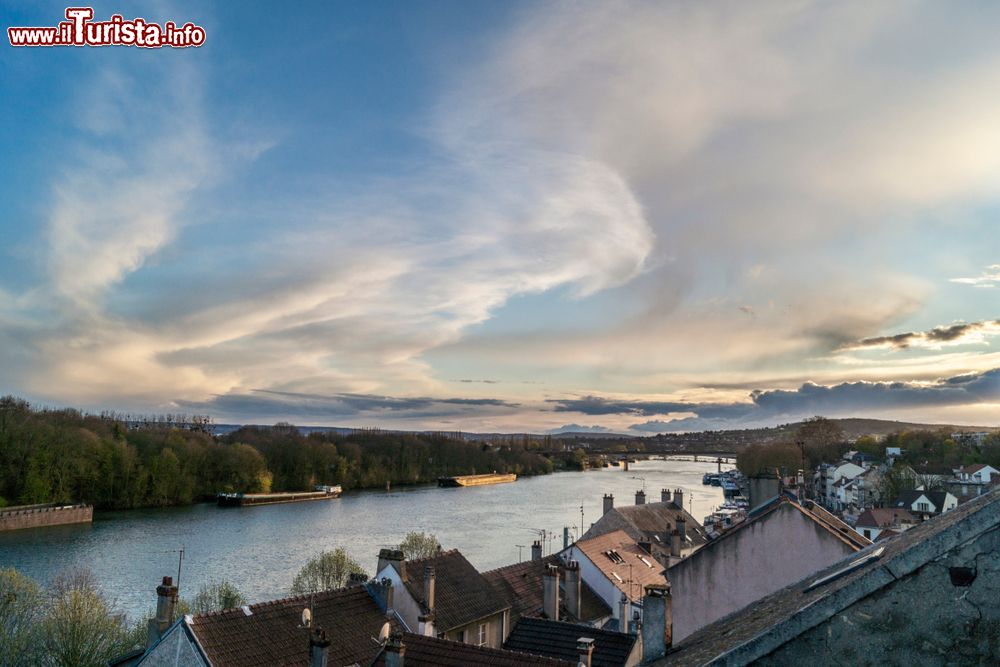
[309,627,331,667]
[148,575,179,648]
[603,493,614,516]
[670,529,681,558]
[384,630,406,667]
[542,564,560,621]
[577,637,595,667]
[673,488,684,510]
[423,565,436,614]
[531,540,543,561]
[641,584,672,663]
[676,515,687,542]
[563,560,581,619]
[661,488,671,503]
[635,489,646,505]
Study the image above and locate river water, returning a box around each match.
[0,458,729,620]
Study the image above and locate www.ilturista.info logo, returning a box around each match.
[8,7,206,48]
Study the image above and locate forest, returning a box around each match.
[0,396,554,510]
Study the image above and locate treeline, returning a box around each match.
[0,396,553,510]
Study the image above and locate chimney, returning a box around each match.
[673,488,684,510]
[563,526,570,550]
[603,493,614,516]
[661,488,671,503]
[367,578,394,614]
[629,608,641,635]
[641,583,672,663]
[635,489,646,505]
[576,637,595,667]
[309,627,331,667]
[384,630,405,667]
[619,593,630,631]
[563,560,581,619]
[347,571,368,587]
[676,515,687,543]
[147,575,178,648]
[531,540,543,561]
[670,529,681,558]
[377,548,405,575]
[542,564,560,621]
[423,565,436,614]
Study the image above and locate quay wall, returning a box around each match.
[0,504,93,532]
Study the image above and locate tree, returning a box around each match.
[190,581,246,614]
[398,532,441,560]
[0,568,45,667]
[290,549,367,595]
[41,569,142,667]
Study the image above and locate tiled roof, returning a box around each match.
[856,507,916,529]
[401,550,509,632]
[371,632,574,666]
[657,489,1000,666]
[573,530,667,602]
[582,501,709,559]
[188,585,390,667]
[503,617,637,667]
[482,555,611,625]
[717,496,870,552]
[891,489,950,510]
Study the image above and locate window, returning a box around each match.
[457,630,465,644]
[477,623,487,646]
[863,529,871,539]
[918,502,929,512]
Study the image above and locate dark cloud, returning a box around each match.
[546,423,615,434]
[549,369,1000,433]
[846,320,1000,350]
[176,389,520,422]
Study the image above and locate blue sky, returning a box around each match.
[1,0,999,433]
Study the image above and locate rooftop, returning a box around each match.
[400,549,509,632]
[482,554,611,624]
[504,617,637,667]
[856,507,917,529]
[581,500,710,562]
[657,488,1000,666]
[572,530,668,602]
[372,632,574,667]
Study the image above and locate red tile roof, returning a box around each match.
[482,554,611,624]
[856,507,917,529]
[573,530,667,602]
[187,585,390,667]
[400,550,509,632]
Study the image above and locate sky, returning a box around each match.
[1,0,999,434]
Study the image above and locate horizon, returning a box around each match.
[3,1,1000,435]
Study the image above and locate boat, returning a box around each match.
[437,473,517,487]
[703,473,721,485]
[217,485,342,507]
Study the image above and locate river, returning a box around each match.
[0,458,730,620]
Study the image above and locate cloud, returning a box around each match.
[546,423,615,434]
[951,264,1000,288]
[842,320,1000,351]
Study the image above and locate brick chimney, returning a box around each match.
[635,489,646,505]
[417,565,436,637]
[563,560,581,619]
[661,488,671,503]
[603,493,614,516]
[641,583,672,663]
[673,488,684,510]
[384,630,405,667]
[542,564,560,620]
[377,548,405,576]
[146,575,178,648]
[531,540,542,561]
[577,637,595,667]
[309,627,331,667]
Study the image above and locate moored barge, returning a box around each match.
[217,485,342,507]
[437,473,517,487]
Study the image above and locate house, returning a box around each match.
[955,463,999,484]
[482,553,612,627]
[654,488,1000,666]
[131,579,397,667]
[371,631,575,667]
[666,494,870,644]
[854,507,917,541]
[374,548,511,648]
[561,530,669,630]
[504,617,639,667]
[814,462,866,509]
[890,489,958,520]
[580,490,709,567]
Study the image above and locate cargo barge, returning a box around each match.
[0,503,93,532]
[217,485,342,507]
[437,473,517,487]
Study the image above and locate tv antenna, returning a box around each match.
[631,475,646,492]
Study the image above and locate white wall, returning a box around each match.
[562,545,624,622]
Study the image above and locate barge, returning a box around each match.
[437,473,517,487]
[0,503,93,532]
[217,485,342,507]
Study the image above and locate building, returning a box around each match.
[131,579,396,667]
[561,529,669,631]
[955,463,999,484]
[374,548,511,648]
[371,631,575,667]
[854,507,918,541]
[504,617,639,667]
[655,488,1000,666]
[483,553,612,627]
[581,490,709,567]
[666,494,870,644]
[890,489,958,520]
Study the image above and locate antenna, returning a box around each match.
[379,622,391,641]
[515,544,526,562]
[580,502,585,540]
[630,475,646,492]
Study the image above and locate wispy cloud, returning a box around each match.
[951,264,1000,288]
